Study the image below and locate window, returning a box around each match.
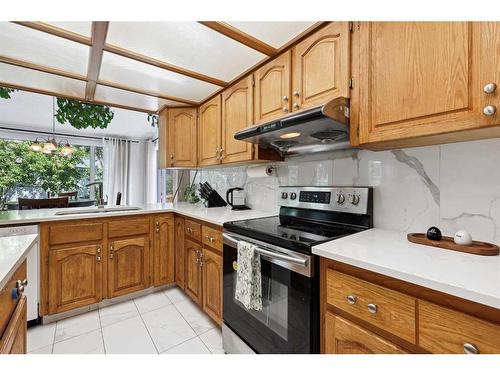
[157,169,174,203]
[0,138,104,205]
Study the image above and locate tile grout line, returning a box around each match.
[132,299,160,354]
[97,306,107,355]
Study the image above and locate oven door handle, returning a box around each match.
[222,233,308,267]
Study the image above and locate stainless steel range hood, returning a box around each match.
[234,97,351,156]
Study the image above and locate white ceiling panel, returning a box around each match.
[0,63,86,97]
[45,22,92,37]
[94,84,184,112]
[106,22,265,82]
[0,22,90,75]
[227,22,316,48]
[100,51,220,102]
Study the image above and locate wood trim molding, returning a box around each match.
[198,21,278,57]
[12,21,92,46]
[0,56,196,107]
[198,21,329,105]
[103,44,228,88]
[13,21,228,88]
[0,55,87,82]
[85,22,109,100]
[0,81,155,114]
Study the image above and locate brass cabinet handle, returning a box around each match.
[96,247,101,254]
[96,255,101,262]
[293,103,300,110]
[463,342,479,354]
[283,107,289,113]
[283,95,289,101]
[293,90,300,97]
[109,244,114,259]
[170,154,174,159]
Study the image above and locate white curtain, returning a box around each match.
[103,138,131,205]
[145,139,158,204]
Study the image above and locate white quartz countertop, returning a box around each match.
[0,202,275,227]
[312,228,500,309]
[0,234,38,291]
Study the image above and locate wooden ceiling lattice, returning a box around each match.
[1,21,322,113]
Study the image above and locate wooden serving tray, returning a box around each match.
[407,233,499,256]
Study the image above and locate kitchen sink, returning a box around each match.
[54,206,143,215]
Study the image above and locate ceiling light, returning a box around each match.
[280,132,301,139]
[29,140,42,152]
[60,142,74,157]
[43,139,57,153]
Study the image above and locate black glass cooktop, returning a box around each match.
[223,215,363,254]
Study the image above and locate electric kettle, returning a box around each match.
[226,187,250,210]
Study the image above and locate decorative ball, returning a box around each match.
[426,226,442,241]
[454,230,473,246]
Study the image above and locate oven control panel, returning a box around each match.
[278,186,371,215]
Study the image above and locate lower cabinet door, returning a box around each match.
[184,239,202,305]
[0,296,27,354]
[153,215,175,286]
[174,217,185,289]
[109,236,151,298]
[324,312,408,354]
[48,244,103,314]
[202,248,222,324]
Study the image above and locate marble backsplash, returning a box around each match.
[191,138,500,245]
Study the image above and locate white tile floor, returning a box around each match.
[27,287,223,354]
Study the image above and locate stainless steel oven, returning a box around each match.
[222,232,319,354]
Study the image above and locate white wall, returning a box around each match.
[192,138,500,245]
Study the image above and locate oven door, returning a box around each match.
[222,232,319,354]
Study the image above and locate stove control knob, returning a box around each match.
[336,193,345,204]
[281,192,288,199]
[290,192,297,200]
[349,194,360,206]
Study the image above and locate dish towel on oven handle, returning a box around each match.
[235,240,262,311]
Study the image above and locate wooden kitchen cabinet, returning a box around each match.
[292,22,350,112]
[324,312,408,354]
[108,236,151,298]
[0,297,27,354]
[254,51,292,124]
[202,247,222,324]
[153,215,175,286]
[353,22,500,149]
[184,238,203,305]
[48,243,103,314]
[0,261,27,354]
[174,217,185,289]
[221,75,254,164]
[198,95,222,166]
[167,107,198,167]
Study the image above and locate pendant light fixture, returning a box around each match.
[30,97,74,156]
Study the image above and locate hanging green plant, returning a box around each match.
[147,113,158,128]
[0,87,17,99]
[55,98,114,129]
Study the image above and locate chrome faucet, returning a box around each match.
[86,182,105,209]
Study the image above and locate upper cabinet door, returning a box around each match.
[168,107,198,167]
[292,22,350,112]
[221,75,254,164]
[254,51,291,124]
[355,22,500,147]
[198,95,222,166]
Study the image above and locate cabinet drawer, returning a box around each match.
[0,261,26,338]
[325,312,408,354]
[49,222,103,245]
[202,226,222,251]
[326,269,416,343]
[185,220,201,241]
[0,296,27,354]
[419,301,500,354]
[108,217,150,238]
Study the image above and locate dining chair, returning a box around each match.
[18,197,69,210]
[59,191,78,201]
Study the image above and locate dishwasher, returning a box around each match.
[0,224,39,325]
